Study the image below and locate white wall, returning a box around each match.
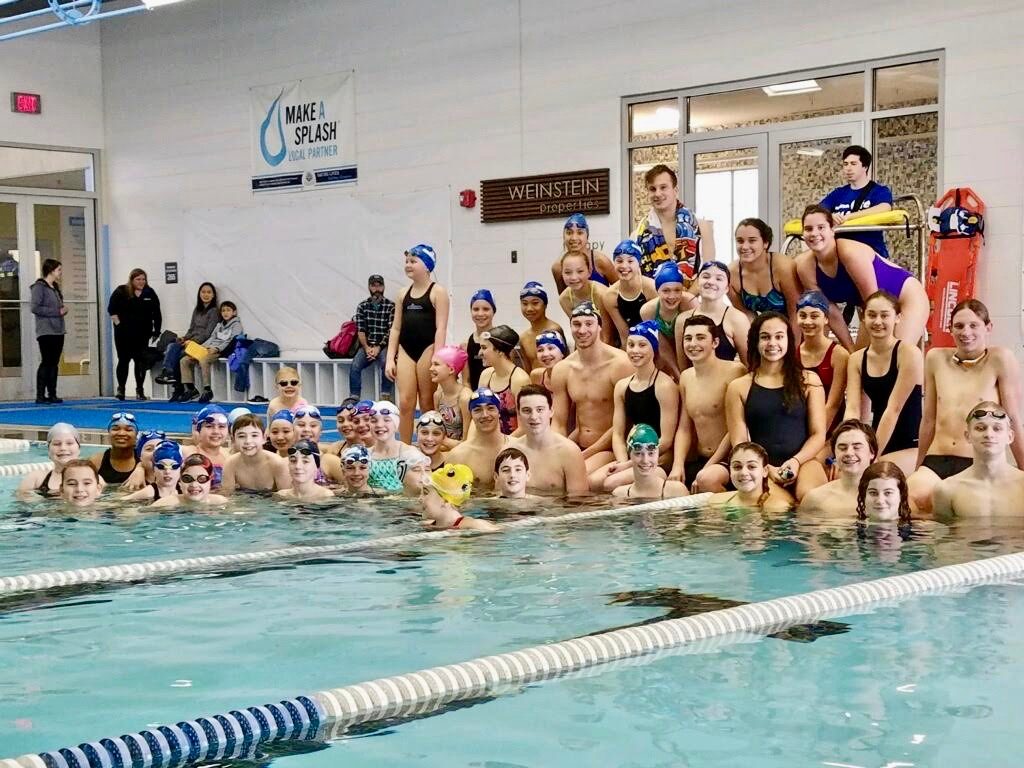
[99,0,1024,350]
[0,24,104,150]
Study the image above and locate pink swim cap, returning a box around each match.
[433,345,469,375]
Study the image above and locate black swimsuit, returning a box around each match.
[466,333,484,390]
[617,288,649,329]
[624,371,661,435]
[712,306,737,361]
[398,283,436,361]
[744,380,808,466]
[36,470,60,498]
[861,341,922,452]
[98,449,136,485]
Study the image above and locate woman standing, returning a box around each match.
[107,268,161,401]
[30,258,67,404]
[386,244,450,443]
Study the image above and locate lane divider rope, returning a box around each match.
[0,438,31,452]
[0,494,712,596]
[0,461,54,477]
[6,550,1024,768]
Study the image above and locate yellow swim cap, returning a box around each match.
[430,463,474,507]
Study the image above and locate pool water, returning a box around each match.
[0,446,49,467]
[1,493,1023,764]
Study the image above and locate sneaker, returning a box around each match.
[35,396,48,404]
[197,389,214,404]
[180,388,200,403]
[154,370,177,385]
[169,388,184,403]
[49,396,63,404]
[248,395,269,403]
[136,390,149,401]
[115,389,126,401]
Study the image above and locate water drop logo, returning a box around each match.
[259,89,287,167]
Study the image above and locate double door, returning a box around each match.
[0,195,100,399]
[682,122,864,259]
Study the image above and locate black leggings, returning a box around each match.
[36,334,64,398]
[114,329,149,391]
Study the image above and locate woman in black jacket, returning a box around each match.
[154,282,219,401]
[29,258,67,403]
[107,267,161,401]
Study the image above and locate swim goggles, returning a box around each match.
[181,473,210,484]
[197,413,228,426]
[287,445,318,457]
[155,459,182,471]
[417,412,445,428]
[970,408,1007,421]
[342,456,370,467]
[108,412,138,428]
[293,406,322,421]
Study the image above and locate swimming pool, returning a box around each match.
[2,488,1023,765]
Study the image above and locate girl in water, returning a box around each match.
[124,441,184,503]
[728,219,801,333]
[726,312,827,501]
[797,290,849,436]
[795,205,928,348]
[708,442,795,512]
[415,412,449,469]
[386,244,451,443]
[464,288,495,391]
[478,325,531,435]
[602,239,657,347]
[640,261,696,377]
[368,401,418,493]
[530,331,567,390]
[550,213,617,293]
[18,423,81,500]
[611,423,689,500]
[677,260,750,367]
[844,291,923,475]
[558,251,613,343]
[431,345,470,442]
[857,461,912,525]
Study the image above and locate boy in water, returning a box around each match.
[222,414,291,492]
[276,440,336,502]
[493,447,533,499]
[61,459,103,508]
[339,444,375,495]
[798,420,878,517]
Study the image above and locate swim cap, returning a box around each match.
[535,331,568,357]
[228,407,251,426]
[193,404,228,427]
[654,261,685,289]
[482,325,519,353]
[564,213,588,232]
[434,345,469,375]
[47,422,80,444]
[698,260,730,277]
[107,411,138,431]
[519,281,548,305]
[153,441,183,468]
[628,320,660,352]
[469,387,501,411]
[353,399,375,415]
[294,405,322,421]
[135,429,167,459]
[406,243,437,272]
[182,453,213,475]
[470,289,496,311]
[397,449,431,482]
[570,300,602,322]
[417,410,445,430]
[371,401,400,428]
[269,409,294,424]
[287,439,321,468]
[797,289,830,314]
[627,423,659,452]
[613,239,643,262]
[341,444,371,465]
[430,463,474,507]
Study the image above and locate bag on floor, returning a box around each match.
[324,320,358,359]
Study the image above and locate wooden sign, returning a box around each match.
[481,168,610,223]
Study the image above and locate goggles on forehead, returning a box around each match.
[287,445,318,458]
[342,456,370,467]
[155,459,181,471]
[198,414,228,426]
[417,412,445,429]
[109,412,138,427]
[970,408,1008,421]
[293,406,322,421]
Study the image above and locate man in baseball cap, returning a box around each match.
[351,273,396,400]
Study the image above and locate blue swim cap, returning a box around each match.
[269,408,294,424]
[107,411,138,431]
[654,261,685,289]
[519,281,548,305]
[570,300,602,322]
[341,443,371,465]
[227,407,251,426]
[353,399,375,415]
[193,404,228,426]
[407,243,437,272]
[469,387,501,411]
[613,239,644,262]
[564,213,588,232]
[698,260,730,277]
[797,289,830,314]
[152,441,183,468]
[535,330,568,357]
[628,320,660,352]
[135,429,168,459]
[470,289,496,311]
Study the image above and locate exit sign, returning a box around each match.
[10,92,41,115]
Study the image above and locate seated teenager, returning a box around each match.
[178,300,244,403]
[728,218,801,333]
[61,459,103,509]
[677,261,750,367]
[602,240,657,346]
[415,411,449,470]
[340,444,375,495]
[797,290,849,436]
[222,414,290,492]
[603,320,679,491]
[612,423,688,500]
[844,291,923,475]
[431,346,471,443]
[18,422,81,500]
[421,464,499,532]
[550,213,617,293]
[518,281,565,372]
[493,447,534,500]
[725,312,827,501]
[798,420,878,517]
[931,402,1024,520]
[909,299,1024,512]
[668,316,746,492]
[276,440,335,502]
[511,384,588,495]
[152,454,228,508]
[445,388,514,492]
[124,441,184,503]
[558,251,614,344]
[707,442,794,513]
[266,367,308,423]
[478,325,531,435]
[821,145,894,257]
[530,330,567,391]
[857,461,912,526]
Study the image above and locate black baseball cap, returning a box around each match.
[368,274,385,285]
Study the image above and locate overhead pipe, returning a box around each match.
[0,2,148,42]
[0,0,97,27]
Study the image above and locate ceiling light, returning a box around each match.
[632,106,680,135]
[762,80,821,97]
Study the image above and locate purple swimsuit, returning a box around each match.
[815,254,911,307]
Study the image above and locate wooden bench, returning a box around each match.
[152,353,382,406]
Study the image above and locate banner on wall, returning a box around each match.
[249,71,357,193]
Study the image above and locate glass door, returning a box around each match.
[0,195,100,400]
[683,134,768,263]
[768,122,865,248]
